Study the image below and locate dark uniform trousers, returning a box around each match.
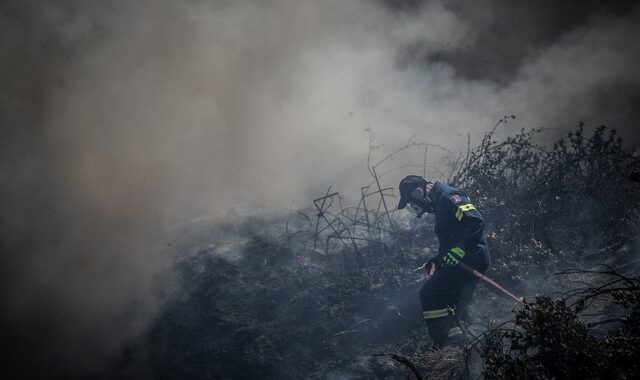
[419,244,490,348]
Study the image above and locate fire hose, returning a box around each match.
[417,261,525,304]
[457,261,524,304]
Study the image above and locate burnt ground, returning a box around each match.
[101,125,640,379]
[103,216,506,380]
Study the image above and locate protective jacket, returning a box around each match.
[428,181,490,269]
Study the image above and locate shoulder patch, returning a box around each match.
[450,195,462,204]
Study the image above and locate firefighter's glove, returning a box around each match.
[443,247,465,266]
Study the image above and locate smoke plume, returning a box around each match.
[1,0,639,376]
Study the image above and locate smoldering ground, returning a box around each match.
[1,0,639,377]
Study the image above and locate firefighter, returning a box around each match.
[397,175,491,349]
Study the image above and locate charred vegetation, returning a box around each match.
[107,123,640,379]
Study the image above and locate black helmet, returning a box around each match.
[397,175,427,210]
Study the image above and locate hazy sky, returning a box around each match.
[1,0,639,376]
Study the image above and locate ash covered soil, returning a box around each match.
[107,216,503,379]
[104,126,640,379]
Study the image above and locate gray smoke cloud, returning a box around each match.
[1,0,639,376]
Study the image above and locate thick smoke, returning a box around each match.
[1,0,639,376]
